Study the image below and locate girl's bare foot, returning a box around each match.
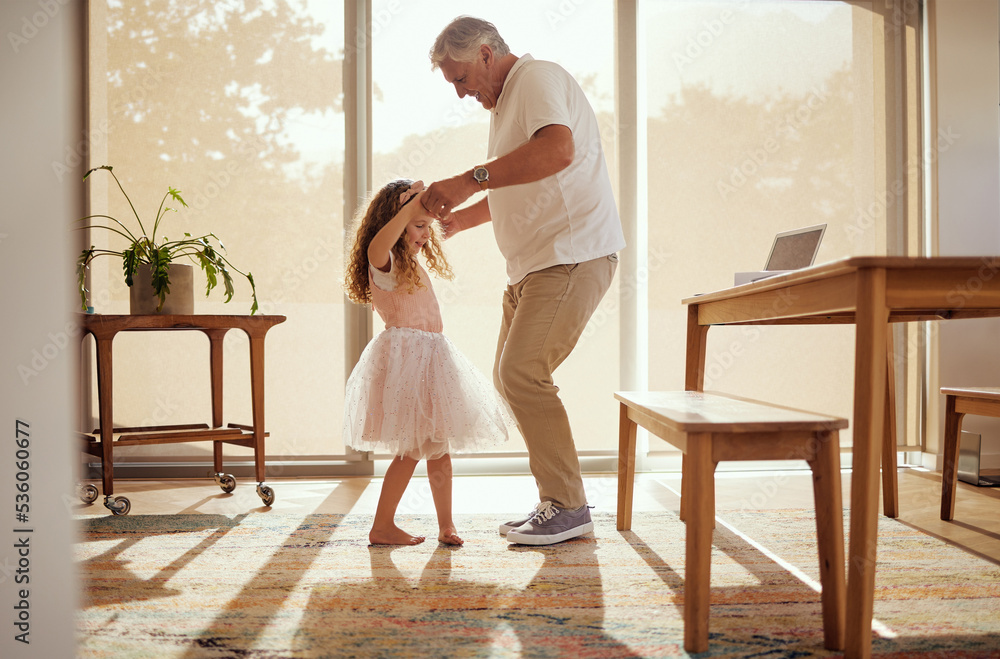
[438,527,464,546]
[369,525,426,546]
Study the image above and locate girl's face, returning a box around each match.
[404,217,431,254]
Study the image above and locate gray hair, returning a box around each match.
[429,16,510,70]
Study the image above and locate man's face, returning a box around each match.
[438,48,497,111]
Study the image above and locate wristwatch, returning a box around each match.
[473,165,490,191]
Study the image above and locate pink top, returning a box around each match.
[368,254,443,333]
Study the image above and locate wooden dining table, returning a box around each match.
[682,256,1000,659]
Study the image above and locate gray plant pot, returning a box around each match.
[129,263,195,315]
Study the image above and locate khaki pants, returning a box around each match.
[493,255,618,510]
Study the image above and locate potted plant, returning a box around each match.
[76,165,258,315]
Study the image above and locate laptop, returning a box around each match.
[734,223,827,286]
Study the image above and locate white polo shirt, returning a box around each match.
[487,54,625,284]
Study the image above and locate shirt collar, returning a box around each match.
[494,53,533,116]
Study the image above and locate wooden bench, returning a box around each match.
[941,386,1000,521]
[615,390,847,653]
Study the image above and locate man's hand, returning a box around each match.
[422,171,478,218]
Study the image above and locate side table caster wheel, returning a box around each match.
[79,483,99,504]
[256,483,275,507]
[214,473,237,494]
[104,495,131,516]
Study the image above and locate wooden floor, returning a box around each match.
[78,467,1000,564]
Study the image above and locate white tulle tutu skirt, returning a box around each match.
[343,327,514,460]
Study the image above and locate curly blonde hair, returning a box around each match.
[344,179,453,304]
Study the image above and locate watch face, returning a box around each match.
[474,167,488,182]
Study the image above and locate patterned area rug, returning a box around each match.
[75,510,1000,658]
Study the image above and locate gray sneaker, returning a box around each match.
[506,501,594,545]
[499,505,541,535]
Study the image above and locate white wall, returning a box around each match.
[935,0,1000,467]
[0,1,82,656]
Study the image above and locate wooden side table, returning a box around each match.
[78,314,286,515]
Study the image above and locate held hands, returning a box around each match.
[421,172,478,220]
[401,180,434,220]
[403,180,464,238]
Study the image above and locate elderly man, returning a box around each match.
[423,16,625,546]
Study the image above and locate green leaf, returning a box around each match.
[167,187,188,208]
[247,272,258,315]
[220,264,235,303]
[122,248,138,287]
[151,247,172,312]
[196,249,218,296]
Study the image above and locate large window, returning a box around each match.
[645,1,893,457]
[86,0,347,466]
[371,1,620,453]
[83,1,921,475]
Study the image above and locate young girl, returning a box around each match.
[343,178,512,546]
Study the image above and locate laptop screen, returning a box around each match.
[764,224,826,271]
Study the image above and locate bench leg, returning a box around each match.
[684,434,715,654]
[941,395,963,521]
[679,454,687,522]
[617,403,638,531]
[808,430,846,651]
[881,331,900,518]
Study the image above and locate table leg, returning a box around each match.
[95,335,115,497]
[845,268,889,659]
[881,331,899,518]
[940,395,962,521]
[205,329,228,473]
[249,335,267,485]
[685,305,709,392]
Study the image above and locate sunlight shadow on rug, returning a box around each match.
[78,513,248,609]
[296,541,645,657]
[75,510,1000,658]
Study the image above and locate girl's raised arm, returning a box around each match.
[367,181,431,272]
